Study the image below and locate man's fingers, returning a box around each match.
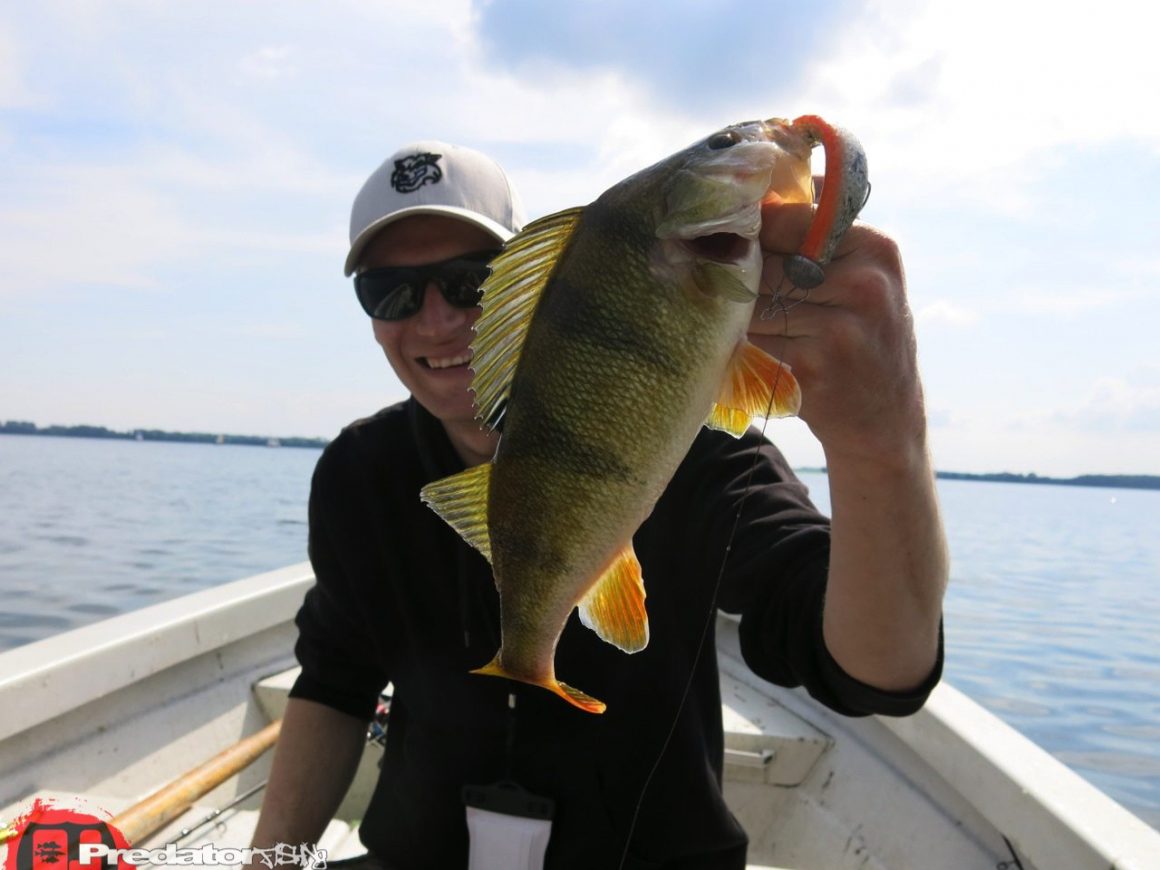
[759,200,815,256]
[761,197,889,268]
[750,299,833,338]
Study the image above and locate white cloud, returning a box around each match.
[0,23,35,108]
[918,299,980,327]
[1012,288,1153,318]
[0,166,193,293]
[927,409,1160,476]
[1052,376,1160,433]
[795,0,1160,210]
[239,45,296,80]
[927,372,1160,473]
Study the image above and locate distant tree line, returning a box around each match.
[934,470,1160,491]
[0,419,328,449]
[4,421,1158,489]
[759,466,1159,492]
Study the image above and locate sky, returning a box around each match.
[1,0,1158,477]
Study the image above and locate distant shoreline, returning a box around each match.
[789,469,1160,492]
[0,421,327,450]
[5,422,1158,490]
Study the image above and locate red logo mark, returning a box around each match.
[2,799,133,870]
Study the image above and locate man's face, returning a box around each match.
[359,214,500,431]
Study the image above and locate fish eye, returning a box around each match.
[707,130,741,150]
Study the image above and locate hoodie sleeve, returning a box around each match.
[289,438,391,721]
[687,429,942,717]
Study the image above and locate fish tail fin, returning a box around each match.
[471,657,607,715]
[551,681,607,715]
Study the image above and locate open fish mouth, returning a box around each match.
[682,231,753,264]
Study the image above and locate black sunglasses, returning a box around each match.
[353,250,500,321]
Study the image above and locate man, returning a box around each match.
[251,140,948,869]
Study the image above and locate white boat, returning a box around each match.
[1,564,1157,869]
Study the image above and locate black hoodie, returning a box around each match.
[290,398,941,869]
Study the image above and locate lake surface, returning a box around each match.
[1,433,1157,830]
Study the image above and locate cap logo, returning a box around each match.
[390,152,443,194]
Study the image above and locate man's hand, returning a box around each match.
[752,198,949,693]
[750,200,927,471]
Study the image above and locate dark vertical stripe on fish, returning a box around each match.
[500,378,641,485]
[545,277,687,379]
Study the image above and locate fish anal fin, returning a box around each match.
[471,657,606,714]
[707,340,801,436]
[578,544,649,654]
[471,207,584,429]
[419,462,493,563]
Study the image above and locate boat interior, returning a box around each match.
[2,565,1157,869]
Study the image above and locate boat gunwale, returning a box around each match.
[0,562,314,744]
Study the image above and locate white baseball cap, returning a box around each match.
[344,140,526,276]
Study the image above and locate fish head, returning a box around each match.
[612,118,816,303]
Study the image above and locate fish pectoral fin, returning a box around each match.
[471,207,584,430]
[691,260,757,302]
[707,340,802,436]
[578,544,649,654]
[472,657,606,714]
[419,462,493,563]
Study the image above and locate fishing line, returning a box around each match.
[615,273,798,869]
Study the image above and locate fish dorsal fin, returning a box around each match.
[419,462,493,563]
[707,340,802,436]
[471,207,584,429]
[578,543,649,653]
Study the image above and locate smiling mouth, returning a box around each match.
[420,351,473,370]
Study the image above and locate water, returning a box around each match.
[1,435,1157,830]
[798,469,1160,832]
[0,434,318,646]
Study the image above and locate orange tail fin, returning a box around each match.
[472,657,607,715]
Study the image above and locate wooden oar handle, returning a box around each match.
[110,719,282,845]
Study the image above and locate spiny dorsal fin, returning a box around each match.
[578,543,649,653]
[706,340,801,436]
[419,462,493,563]
[471,207,584,429]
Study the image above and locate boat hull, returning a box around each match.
[2,566,1156,869]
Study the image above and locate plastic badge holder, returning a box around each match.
[463,782,555,870]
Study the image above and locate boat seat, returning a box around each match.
[721,670,831,787]
[255,665,830,790]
